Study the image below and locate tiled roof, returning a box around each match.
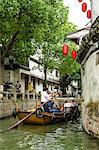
[77,16,99,64]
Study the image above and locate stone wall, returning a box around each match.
[82,102,99,139]
[81,49,99,139]
[81,50,99,104]
[0,97,81,119]
[0,99,40,118]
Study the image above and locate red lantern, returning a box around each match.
[62,44,68,56]
[87,10,91,19]
[82,2,87,12]
[78,0,83,2]
[72,50,77,59]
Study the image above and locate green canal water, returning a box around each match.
[0,117,99,150]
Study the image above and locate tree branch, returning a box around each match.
[1,31,19,63]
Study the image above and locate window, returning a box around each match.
[56,70,58,77]
[96,52,99,65]
[38,80,40,85]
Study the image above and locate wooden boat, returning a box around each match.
[9,103,80,130]
[17,110,64,125]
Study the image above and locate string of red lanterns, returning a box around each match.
[62,1,92,59]
[62,44,68,56]
[78,0,83,2]
[87,10,91,19]
[62,44,77,60]
[82,2,87,12]
[77,0,91,19]
[71,50,77,59]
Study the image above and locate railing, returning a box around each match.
[0,91,39,101]
[0,91,82,105]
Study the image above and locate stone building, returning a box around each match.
[77,0,99,138]
[68,18,99,138]
[67,0,99,138]
[77,16,99,138]
[0,54,60,94]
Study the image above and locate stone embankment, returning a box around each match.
[0,91,40,118]
[82,102,99,139]
[0,97,82,119]
[0,98,37,118]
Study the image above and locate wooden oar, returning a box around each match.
[52,98,61,111]
[7,100,48,131]
[6,99,60,131]
[7,110,35,131]
[0,110,36,133]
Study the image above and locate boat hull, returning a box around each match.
[17,111,64,125]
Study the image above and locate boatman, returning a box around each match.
[41,87,50,104]
[41,87,53,112]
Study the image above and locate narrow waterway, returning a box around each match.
[0,117,99,150]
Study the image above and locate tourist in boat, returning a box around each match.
[71,100,80,119]
[71,100,78,112]
[63,100,73,114]
[48,102,61,113]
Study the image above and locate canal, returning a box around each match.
[0,117,99,150]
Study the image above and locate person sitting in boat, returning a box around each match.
[63,100,73,114]
[48,102,61,113]
[71,100,78,107]
[71,100,80,119]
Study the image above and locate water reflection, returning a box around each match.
[0,118,99,150]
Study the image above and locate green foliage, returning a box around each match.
[58,41,80,76]
[0,0,60,63]
[0,0,80,76]
[37,1,79,75]
[60,69,81,91]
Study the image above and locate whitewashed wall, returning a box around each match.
[81,49,99,104]
[48,84,52,91]
[48,83,56,92]
[29,59,60,82]
[92,0,99,22]
[66,85,72,95]
[72,81,78,88]
[29,60,44,80]
[35,79,43,93]
[21,74,25,93]
[47,69,60,82]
